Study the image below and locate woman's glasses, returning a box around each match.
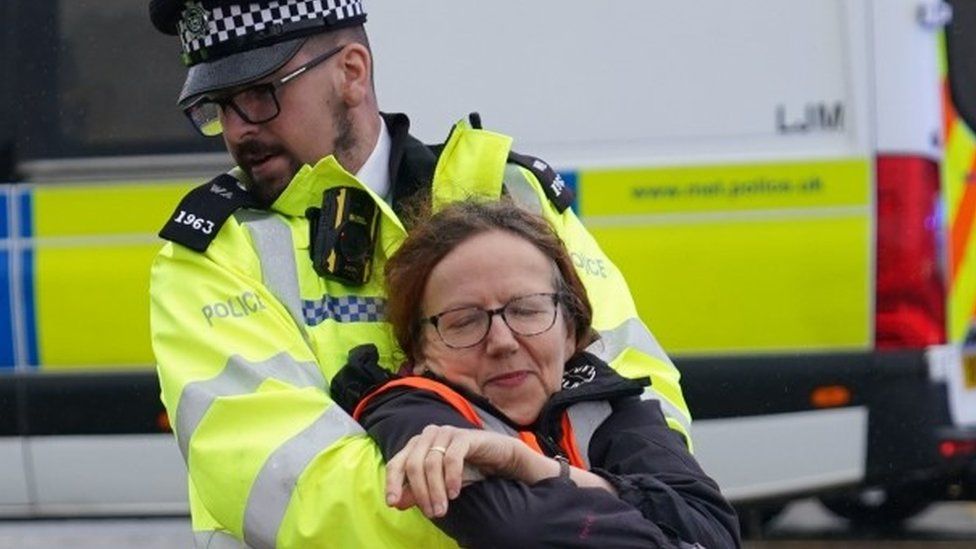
[422,293,562,349]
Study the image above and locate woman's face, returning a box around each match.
[418,230,576,425]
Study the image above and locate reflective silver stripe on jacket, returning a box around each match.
[231,207,375,543]
[235,210,309,339]
[587,318,693,434]
[177,355,364,548]
[641,389,693,437]
[503,164,544,214]
[175,353,325,461]
[243,404,365,548]
[588,317,673,367]
[564,401,613,469]
[194,529,248,548]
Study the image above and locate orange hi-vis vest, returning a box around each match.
[354,376,588,468]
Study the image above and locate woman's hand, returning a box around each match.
[385,425,551,518]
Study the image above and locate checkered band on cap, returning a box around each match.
[177,0,365,65]
[303,295,386,326]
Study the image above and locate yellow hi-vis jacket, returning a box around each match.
[150,115,691,548]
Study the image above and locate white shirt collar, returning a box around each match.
[354,116,392,199]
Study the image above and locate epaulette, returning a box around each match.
[159,173,258,252]
[507,151,576,213]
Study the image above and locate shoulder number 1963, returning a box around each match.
[174,210,215,234]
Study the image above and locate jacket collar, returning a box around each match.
[266,112,436,218]
[383,112,438,217]
[550,352,648,405]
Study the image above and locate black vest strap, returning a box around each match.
[507,151,576,213]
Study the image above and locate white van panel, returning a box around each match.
[27,435,187,515]
[693,407,868,502]
[0,440,29,507]
[871,0,944,158]
[369,0,870,168]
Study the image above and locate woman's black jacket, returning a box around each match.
[343,350,741,548]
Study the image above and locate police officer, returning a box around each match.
[148,1,693,547]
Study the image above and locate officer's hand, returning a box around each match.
[329,344,394,415]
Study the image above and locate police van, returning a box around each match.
[2,0,975,528]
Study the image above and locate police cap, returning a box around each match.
[149,0,367,104]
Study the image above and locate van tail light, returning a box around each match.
[940,438,976,460]
[874,155,947,349]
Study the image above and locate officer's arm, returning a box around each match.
[505,159,694,445]
[150,220,454,549]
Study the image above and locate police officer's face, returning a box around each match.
[219,45,357,206]
[419,230,576,426]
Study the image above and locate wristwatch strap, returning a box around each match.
[555,455,571,481]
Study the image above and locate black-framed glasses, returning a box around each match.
[183,44,347,137]
[422,293,562,349]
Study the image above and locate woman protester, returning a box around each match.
[331,200,740,548]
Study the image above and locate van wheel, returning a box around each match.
[819,483,934,526]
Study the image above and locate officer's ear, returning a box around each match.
[336,43,372,107]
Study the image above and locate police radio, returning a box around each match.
[308,186,379,286]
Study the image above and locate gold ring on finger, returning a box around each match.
[428,446,448,455]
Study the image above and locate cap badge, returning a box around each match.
[181,1,209,43]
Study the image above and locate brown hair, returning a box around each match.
[385,199,595,364]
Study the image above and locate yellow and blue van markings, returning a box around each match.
[0,158,879,369]
[18,189,39,369]
[1,181,193,371]
[1,186,38,369]
[0,189,11,368]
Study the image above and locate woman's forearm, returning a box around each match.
[510,444,617,494]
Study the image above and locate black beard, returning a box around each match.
[331,101,357,167]
[243,172,286,208]
[233,139,296,207]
